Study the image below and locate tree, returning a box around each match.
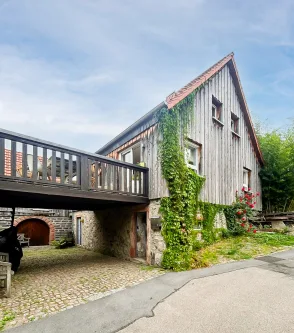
[257,121,294,213]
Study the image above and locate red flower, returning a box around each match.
[241,223,245,227]
[250,224,253,228]
[241,216,246,222]
[243,210,247,213]
[256,192,260,196]
[248,187,251,191]
[241,187,245,192]
[254,202,256,205]
[237,210,243,215]
[253,230,257,233]
[249,204,254,208]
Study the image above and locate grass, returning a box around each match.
[191,232,294,269]
[0,312,15,331]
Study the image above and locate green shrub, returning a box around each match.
[192,239,203,251]
[51,237,74,249]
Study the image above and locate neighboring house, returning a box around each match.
[0,150,73,244]
[77,52,263,265]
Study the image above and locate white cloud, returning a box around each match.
[0,0,294,152]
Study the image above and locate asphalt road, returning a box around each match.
[8,249,294,333]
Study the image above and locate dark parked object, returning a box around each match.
[0,226,23,272]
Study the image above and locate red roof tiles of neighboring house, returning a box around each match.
[4,149,43,176]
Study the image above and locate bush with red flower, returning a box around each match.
[224,188,259,235]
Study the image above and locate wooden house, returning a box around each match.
[88,52,264,264]
[97,53,263,207]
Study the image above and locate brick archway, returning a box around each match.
[14,216,55,242]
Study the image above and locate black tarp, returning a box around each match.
[0,226,23,272]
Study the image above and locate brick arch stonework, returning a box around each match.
[14,216,55,242]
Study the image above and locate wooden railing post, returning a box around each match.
[143,169,149,197]
[80,155,89,191]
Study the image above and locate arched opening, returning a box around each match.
[17,219,50,246]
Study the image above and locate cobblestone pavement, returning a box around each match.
[0,247,164,331]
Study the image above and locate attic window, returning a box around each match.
[212,96,223,124]
[231,113,239,135]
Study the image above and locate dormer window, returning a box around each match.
[212,96,223,124]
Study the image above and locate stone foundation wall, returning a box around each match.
[149,200,166,266]
[0,208,73,241]
[71,201,227,267]
[72,207,133,259]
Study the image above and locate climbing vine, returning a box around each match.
[157,91,206,271]
[199,202,227,244]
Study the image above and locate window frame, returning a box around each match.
[184,141,201,174]
[212,95,223,124]
[243,167,251,192]
[120,142,141,165]
[231,112,240,136]
[76,217,82,246]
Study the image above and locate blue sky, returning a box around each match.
[0,0,293,152]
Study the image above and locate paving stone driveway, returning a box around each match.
[0,247,163,331]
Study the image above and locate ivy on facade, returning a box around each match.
[157,88,229,271]
[157,91,204,270]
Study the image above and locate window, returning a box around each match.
[185,142,201,174]
[121,143,141,165]
[76,217,82,245]
[243,168,251,192]
[231,113,239,134]
[120,143,143,193]
[212,96,222,122]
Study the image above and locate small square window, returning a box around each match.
[231,113,239,134]
[185,142,201,174]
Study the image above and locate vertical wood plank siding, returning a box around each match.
[188,64,262,209]
[105,64,262,209]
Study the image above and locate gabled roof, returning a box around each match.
[166,53,234,109]
[97,53,264,166]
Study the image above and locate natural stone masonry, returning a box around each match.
[0,208,72,240]
[149,200,166,266]
[0,246,163,331]
[73,208,134,259]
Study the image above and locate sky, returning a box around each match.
[0,0,293,152]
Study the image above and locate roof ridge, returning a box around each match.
[166,52,234,109]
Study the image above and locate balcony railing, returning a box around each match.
[0,128,149,198]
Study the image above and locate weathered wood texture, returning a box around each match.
[106,64,262,208]
[141,128,169,199]
[188,64,262,209]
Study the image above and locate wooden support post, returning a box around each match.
[11,207,15,227]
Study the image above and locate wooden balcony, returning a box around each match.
[0,128,149,210]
